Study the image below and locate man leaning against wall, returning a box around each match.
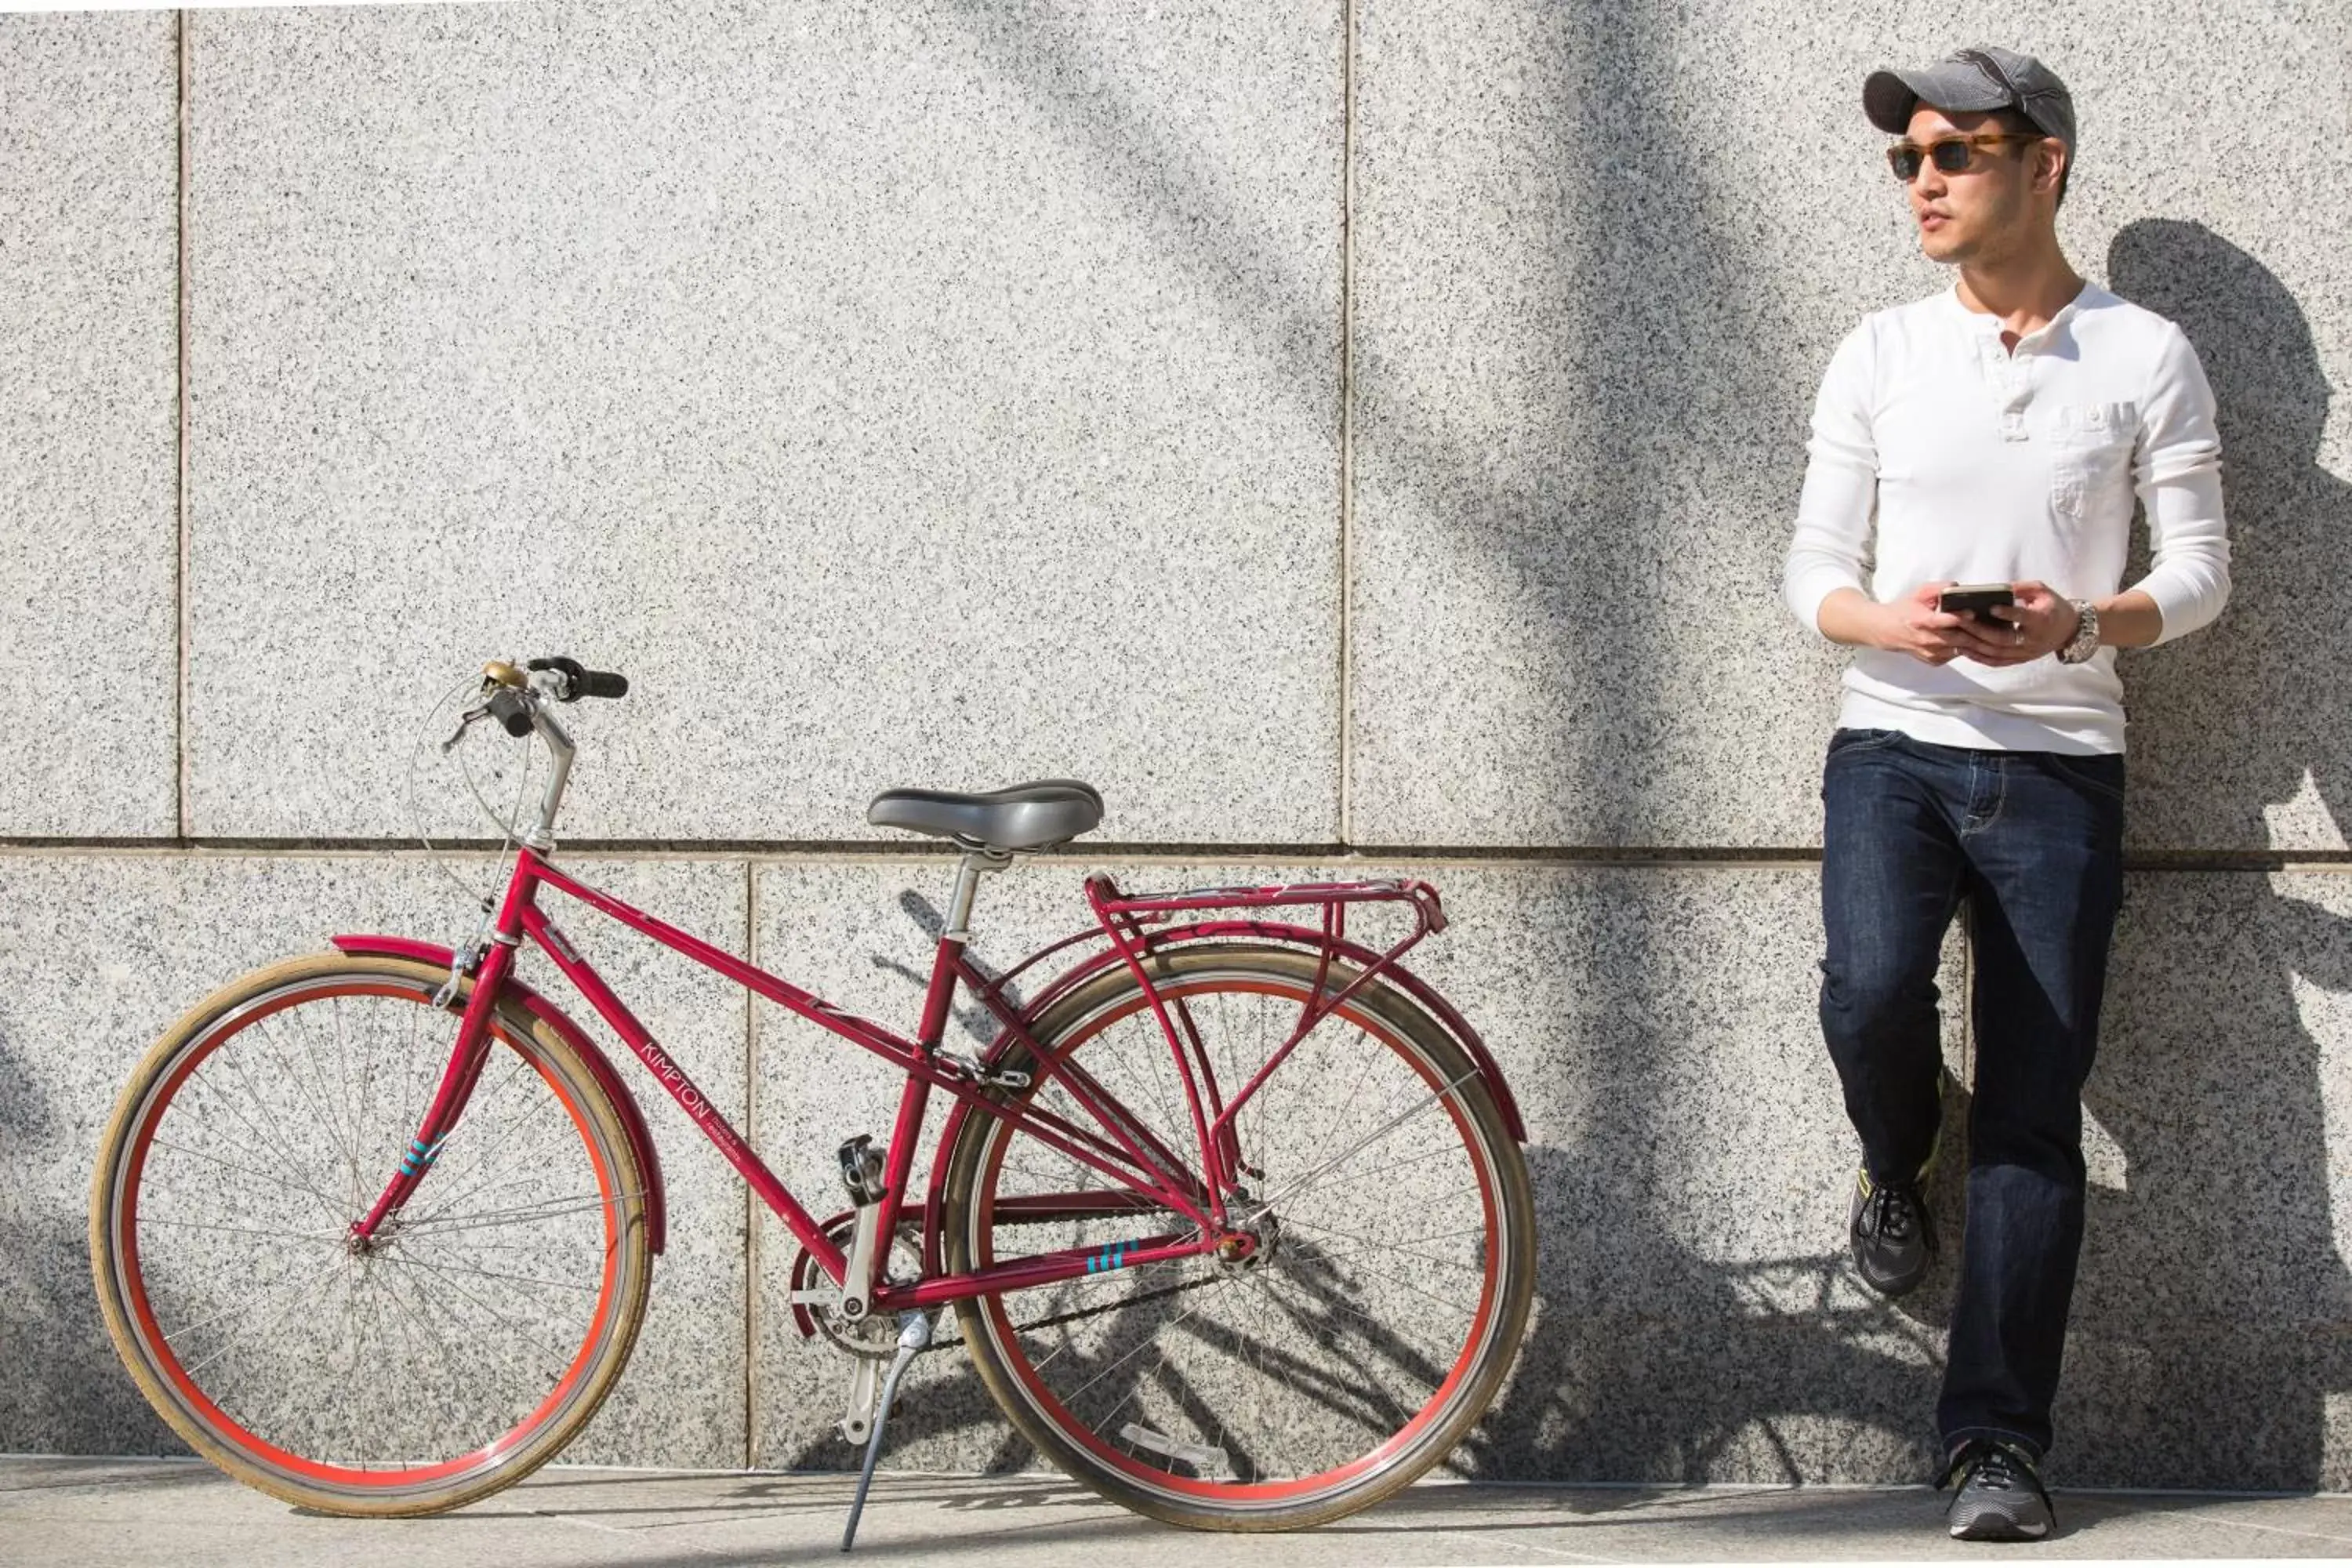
[1780,45,2231,1543]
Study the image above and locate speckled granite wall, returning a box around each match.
[2,0,2347,1494]
[0,13,178,838]
[179,0,1344,846]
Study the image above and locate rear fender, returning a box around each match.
[1007,920,1526,1142]
[330,934,667,1254]
[918,919,1526,1268]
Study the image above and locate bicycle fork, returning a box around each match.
[349,938,510,1245]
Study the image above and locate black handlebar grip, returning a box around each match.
[488,688,535,738]
[527,655,628,700]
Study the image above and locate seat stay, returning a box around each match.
[946,964,1215,1220]
[1081,891,1231,1228]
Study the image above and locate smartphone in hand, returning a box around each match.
[1937,583,2016,627]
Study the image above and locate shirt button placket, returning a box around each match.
[1996,345,2031,443]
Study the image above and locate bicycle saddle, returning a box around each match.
[866,779,1104,851]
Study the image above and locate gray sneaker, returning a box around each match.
[1940,1439,2055,1541]
[1848,1167,1936,1297]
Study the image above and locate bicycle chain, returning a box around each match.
[912,1268,1228,1354]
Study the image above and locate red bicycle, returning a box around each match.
[90,658,1535,1545]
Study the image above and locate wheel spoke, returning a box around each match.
[180,1254,352,1381]
[1250,1071,1475,1214]
[254,1008,368,1208]
[174,1059,350,1231]
[146,1135,350,1221]
[1278,1215,1490,1273]
[394,1189,638,1238]
[397,1080,571,1231]
[138,1215,350,1243]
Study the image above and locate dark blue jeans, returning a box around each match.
[1819,727,2125,1461]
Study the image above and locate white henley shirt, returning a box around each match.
[1781,282,2230,754]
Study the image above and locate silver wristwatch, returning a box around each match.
[2056,599,2101,664]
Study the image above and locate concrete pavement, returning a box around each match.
[4,1458,2350,1566]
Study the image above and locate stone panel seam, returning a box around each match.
[1336,0,1356,845]
[742,857,758,1471]
[0,838,1815,866]
[7,839,2351,873]
[173,9,191,840]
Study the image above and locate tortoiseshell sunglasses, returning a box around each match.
[1886,132,2042,183]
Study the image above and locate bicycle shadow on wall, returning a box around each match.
[2065,219,2352,1491]
[1345,0,1965,1493]
[1459,1140,1960,1492]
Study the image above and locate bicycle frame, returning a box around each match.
[340,844,1507,1316]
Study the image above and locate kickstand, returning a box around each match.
[840,1311,933,1553]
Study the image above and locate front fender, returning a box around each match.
[330,934,667,1254]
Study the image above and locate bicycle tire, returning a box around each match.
[941,943,1534,1530]
[89,954,652,1516]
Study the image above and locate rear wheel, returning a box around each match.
[942,945,1534,1530]
[89,955,652,1516]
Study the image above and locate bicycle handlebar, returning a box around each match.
[452,656,627,846]
[526,655,629,701]
[487,688,535,738]
[466,656,626,741]
[575,669,629,699]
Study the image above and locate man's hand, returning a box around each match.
[1958,581,2079,666]
[1863,582,1974,666]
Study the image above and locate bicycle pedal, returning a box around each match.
[837,1134,886,1204]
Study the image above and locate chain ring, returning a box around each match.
[789,1217,923,1359]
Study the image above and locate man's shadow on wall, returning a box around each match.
[2067,219,2352,1490]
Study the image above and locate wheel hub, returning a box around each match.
[343,1217,399,1257]
[1214,1210,1281,1275]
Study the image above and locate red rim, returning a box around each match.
[110,978,626,1492]
[971,974,1503,1506]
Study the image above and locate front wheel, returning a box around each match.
[89,955,652,1516]
[942,944,1535,1530]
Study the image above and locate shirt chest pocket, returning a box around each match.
[2048,401,2139,521]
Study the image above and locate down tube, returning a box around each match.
[518,902,847,1280]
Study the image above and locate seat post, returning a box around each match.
[943,848,1011,942]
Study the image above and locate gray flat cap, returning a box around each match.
[1864,44,2076,148]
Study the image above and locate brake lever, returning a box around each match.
[527,655,585,701]
[439,702,494,754]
